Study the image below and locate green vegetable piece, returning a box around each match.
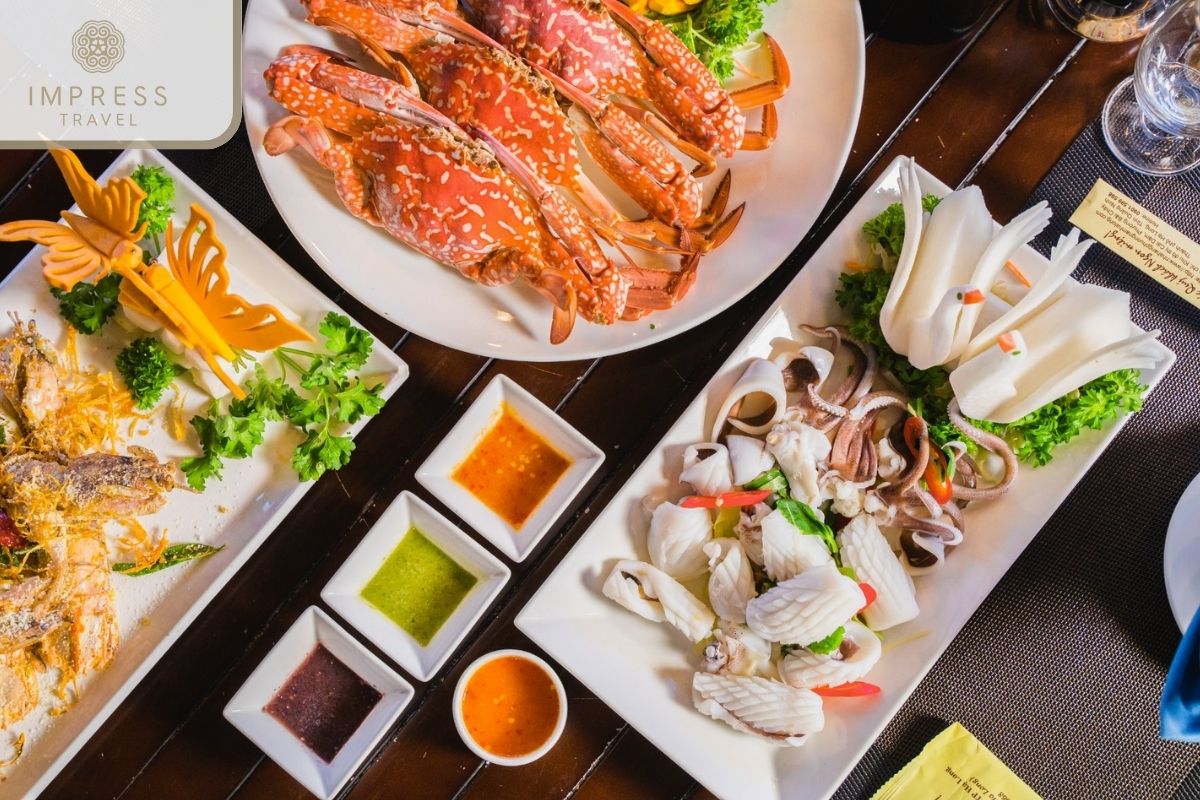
[805,626,845,656]
[838,565,858,582]
[744,466,788,495]
[755,576,777,596]
[712,505,741,538]
[319,312,373,369]
[179,452,223,491]
[115,337,179,410]
[130,165,175,248]
[332,379,385,424]
[113,542,224,576]
[775,497,838,556]
[50,273,123,335]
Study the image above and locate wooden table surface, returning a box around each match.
[0,2,1157,798]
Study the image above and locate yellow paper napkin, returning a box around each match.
[871,722,1042,800]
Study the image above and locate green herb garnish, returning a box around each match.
[656,0,778,81]
[113,542,224,576]
[861,193,941,261]
[805,626,845,656]
[130,165,175,254]
[50,273,123,335]
[775,497,838,556]
[116,337,181,410]
[180,313,385,490]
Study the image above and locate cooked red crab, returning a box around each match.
[462,0,790,160]
[300,0,740,253]
[263,48,700,341]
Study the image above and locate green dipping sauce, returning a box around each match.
[360,527,478,646]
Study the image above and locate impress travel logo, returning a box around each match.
[71,21,126,74]
[0,1,241,148]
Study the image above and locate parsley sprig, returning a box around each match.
[180,313,385,489]
[50,273,123,335]
[656,0,778,81]
[130,165,175,255]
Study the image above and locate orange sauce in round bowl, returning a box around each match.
[455,651,565,764]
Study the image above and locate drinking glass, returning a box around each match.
[1047,0,1170,42]
[1102,0,1200,175]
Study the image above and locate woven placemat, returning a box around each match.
[834,119,1200,799]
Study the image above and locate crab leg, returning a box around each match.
[730,35,791,111]
[600,0,745,158]
[621,252,701,319]
[471,126,630,326]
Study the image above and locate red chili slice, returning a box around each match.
[903,416,953,506]
[679,489,772,509]
[858,582,877,611]
[0,510,29,549]
[812,681,881,698]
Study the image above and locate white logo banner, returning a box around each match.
[0,0,240,148]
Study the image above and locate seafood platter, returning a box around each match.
[0,149,407,798]
[516,156,1175,799]
[242,0,865,359]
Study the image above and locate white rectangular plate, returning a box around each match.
[515,157,1175,800]
[2,149,409,799]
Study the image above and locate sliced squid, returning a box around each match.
[745,564,865,645]
[876,435,905,481]
[601,560,715,643]
[760,508,833,582]
[704,539,756,623]
[883,183,992,361]
[778,621,881,690]
[710,358,787,441]
[646,501,712,581]
[961,227,1091,363]
[837,514,919,630]
[692,673,824,746]
[726,435,774,486]
[948,331,1027,420]
[765,413,831,509]
[951,283,1165,423]
[701,622,773,677]
[679,443,734,497]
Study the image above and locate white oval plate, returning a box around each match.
[241,0,864,360]
[1165,471,1200,632]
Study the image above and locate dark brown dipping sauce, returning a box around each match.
[264,644,382,763]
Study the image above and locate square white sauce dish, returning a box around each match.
[223,606,413,800]
[321,491,511,681]
[416,374,604,562]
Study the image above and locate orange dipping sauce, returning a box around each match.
[460,655,561,759]
[451,403,571,530]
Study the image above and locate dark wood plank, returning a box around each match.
[569,729,695,800]
[839,0,1009,193]
[968,39,1140,220]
